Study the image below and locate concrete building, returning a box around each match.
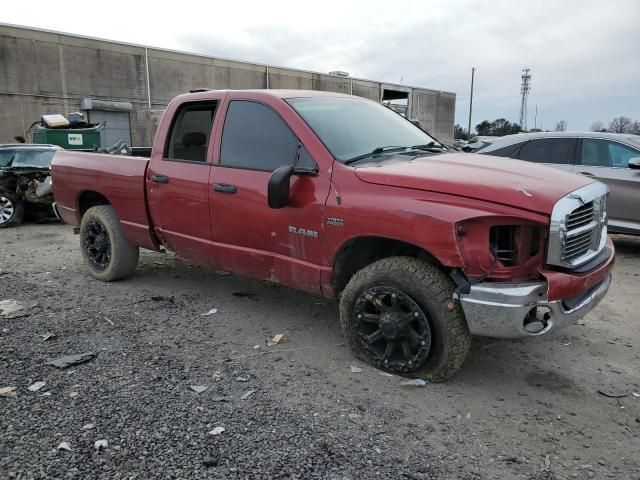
[0,23,456,147]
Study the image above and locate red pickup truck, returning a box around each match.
[51,90,614,381]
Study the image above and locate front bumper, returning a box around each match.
[458,273,612,338]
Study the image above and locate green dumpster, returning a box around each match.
[32,125,102,150]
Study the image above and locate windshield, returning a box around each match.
[0,149,56,168]
[287,97,440,163]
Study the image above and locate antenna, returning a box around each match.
[519,68,531,130]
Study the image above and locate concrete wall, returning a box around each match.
[0,24,456,147]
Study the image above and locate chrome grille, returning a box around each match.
[565,202,594,229]
[547,183,608,269]
[562,201,598,262]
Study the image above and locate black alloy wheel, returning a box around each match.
[353,286,432,374]
[82,220,111,271]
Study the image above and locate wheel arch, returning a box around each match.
[78,191,111,217]
[331,235,447,297]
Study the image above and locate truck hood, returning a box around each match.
[354,152,594,214]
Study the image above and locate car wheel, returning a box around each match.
[80,205,139,281]
[339,257,471,382]
[0,196,24,228]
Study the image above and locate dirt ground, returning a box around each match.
[1,222,639,479]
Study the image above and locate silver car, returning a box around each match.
[478,132,640,234]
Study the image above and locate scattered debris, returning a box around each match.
[190,385,208,394]
[0,299,39,319]
[203,455,219,467]
[208,426,225,435]
[374,447,382,454]
[350,365,362,373]
[562,342,572,346]
[41,332,56,342]
[94,439,108,451]
[102,316,115,326]
[69,392,79,398]
[83,423,95,430]
[201,308,218,316]
[27,381,46,392]
[232,292,259,301]
[253,345,260,350]
[210,395,229,402]
[240,390,255,400]
[151,295,174,303]
[57,442,71,451]
[266,334,286,347]
[236,376,250,382]
[633,392,640,398]
[47,352,95,369]
[598,389,629,399]
[379,372,394,377]
[399,379,428,387]
[0,386,17,398]
[545,455,551,467]
[42,392,52,397]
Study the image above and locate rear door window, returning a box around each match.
[220,100,298,172]
[483,142,526,157]
[517,138,575,164]
[164,102,217,162]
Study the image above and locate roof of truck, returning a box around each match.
[181,89,357,101]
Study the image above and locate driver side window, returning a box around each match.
[220,101,299,172]
[581,139,640,168]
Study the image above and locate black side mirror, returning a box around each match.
[268,165,294,209]
[629,157,640,170]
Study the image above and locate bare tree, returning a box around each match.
[609,116,632,133]
[555,120,567,132]
[631,121,640,135]
[590,121,606,132]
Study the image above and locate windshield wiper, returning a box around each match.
[344,146,410,165]
[410,142,447,152]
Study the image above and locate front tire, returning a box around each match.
[80,205,139,281]
[0,196,24,228]
[339,257,471,382]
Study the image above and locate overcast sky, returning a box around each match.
[3,0,639,131]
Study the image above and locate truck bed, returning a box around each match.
[51,151,158,250]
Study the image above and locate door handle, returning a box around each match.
[213,183,237,194]
[151,174,169,184]
[577,171,595,177]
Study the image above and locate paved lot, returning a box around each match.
[1,223,639,479]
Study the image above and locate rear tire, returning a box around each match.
[0,197,24,228]
[80,205,139,281]
[339,257,471,382]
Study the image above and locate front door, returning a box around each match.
[146,101,218,264]
[209,99,329,293]
[576,138,640,233]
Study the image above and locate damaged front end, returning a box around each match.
[0,145,60,227]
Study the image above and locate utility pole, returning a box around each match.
[534,105,538,130]
[519,68,532,130]
[467,67,476,139]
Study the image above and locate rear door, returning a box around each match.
[146,100,220,264]
[576,138,640,233]
[514,137,576,173]
[208,97,329,293]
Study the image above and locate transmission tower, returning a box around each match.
[519,68,531,130]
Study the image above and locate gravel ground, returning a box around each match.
[1,223,639,479]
